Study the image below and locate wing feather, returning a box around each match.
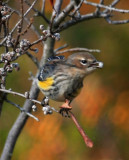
[38,56,65,81]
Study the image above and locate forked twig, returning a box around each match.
[6,99,39,121]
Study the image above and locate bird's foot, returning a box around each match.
[59,99,72,117]
[59,108,71,117]
[60,99,72,109]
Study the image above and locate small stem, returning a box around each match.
[69,111,93,148]
[54,43,68,53]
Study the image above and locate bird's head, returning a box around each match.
[66,52,103,75]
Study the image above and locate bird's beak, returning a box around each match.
[88,61,104,69]
[95,61,103,68]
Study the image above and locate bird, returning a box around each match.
[37,52,103,115]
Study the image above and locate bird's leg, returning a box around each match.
[60,99,72,109]
[59,99,72,117]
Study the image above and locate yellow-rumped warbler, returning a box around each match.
[37,52,103,110]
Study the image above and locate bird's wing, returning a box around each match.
[38,63,56,81]
[38,56,65,81]
[47,55,65,62]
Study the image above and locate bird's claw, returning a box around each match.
[59,108,71,118]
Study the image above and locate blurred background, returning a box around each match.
[0,0,129,160]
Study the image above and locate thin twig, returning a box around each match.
[0,0,38,46]
[54,0,75,27]
[9,7,40,38]
[54,0,63,15]
[69,111,93,148]
[3,22,8,52]
[6,99,39,121]
[104,0,120,13]
[11,0,38,35]
[110,0,120,7]
[18,18,33,36]
[14,0,24,49]
[105,17,129,24]
[54,12,107,32]
[84,0,129,13]
[26,51,39,68]
[29,36,44,47]
[24,0,50,24]
[0,88,41,105]
[56,47,100,54]
[49,13,56,33]
[71,0,84,17]
[95,0,104,13]
[41,0,45,14]
[0,88,59,113]
[54,43,68,52]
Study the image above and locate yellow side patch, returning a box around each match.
[38,77,54,90]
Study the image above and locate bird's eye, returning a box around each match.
[80,59,87,65]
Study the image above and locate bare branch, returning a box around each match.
[14,0,24,49]
[9,8,40,38]
[105,17,129,24]
[54,12,107,32]
[104,0,120,13]
[95,0,104,13]
[110,0,120,7]
[25,51,39,68]
[1,0,129,159]
[41,0,46,14]
[56,47,100,54]
[71,0,84,17]
[54,0,63,14]
[0,0,38,46]
[0,88,41,105]
[6,99,39,121]
[84,0,129,13]
[11,0,38,35]
[54,43,68,52]
[24,0,50,24]
[54,0,75,27]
